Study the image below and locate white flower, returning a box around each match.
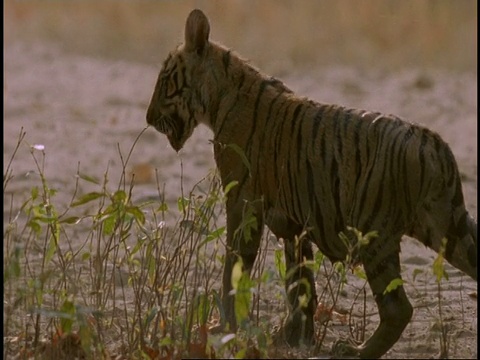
[32,144,45,151]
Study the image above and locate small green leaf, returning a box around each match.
[233,205,258,243]
[157,202,168,212]
[383,278,404,295]
[206,227,225,242]
[224,180,239,196]
[113,190,127,203]
[48,188,58,197]
[194,292,210,325]
[334,261,345,275]
[102,214,116,235]
[315,251,325,268]
[226,144,251,175]
[177,197,190,213]
[432,238,449,283]
[234,266,253,328]
[45,235,58,263]
[363,230,379,244]
[77,172,100,185]
[338,231,350,247]
[231,258,243,290]
[274,249,286,281]
[433,253,448,282]
[59,216,81,225]
[33,215,57,224]
[59,299,76,333]
[412,268,424,282]
[31,186,39,201]
[71,192,105,207]
[129,238,144,258]
[353,266,367,280]
[160,337,173,347]
[127,206,145,225]
[28,219,42,235]
[198,227,225,248]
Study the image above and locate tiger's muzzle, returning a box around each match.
[146,109,185,152]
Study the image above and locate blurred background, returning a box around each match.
[4,0,477,74]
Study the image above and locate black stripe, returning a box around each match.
[353,117,364,189]
[333,108,343,157]
[401,127,415,213]
[306,159,330,257]
[289,104,303,172]
[312,105,328,150]
[331,159,344,234]
[273,101,296,190]
[222,50,231,74]
[255,91,285,189]
[330,108,344,232]
[357,120,396,227]
[286,104,305,222]
[418,131,428,192]
[281,103,297,216]
[433,136,447,181]
[274,101,295,165]
[442,143,457,188]
[235,78,265,192]
[318,108,329,167]
[451,177,465,208]
[386,129,402,226]
[296,108,309,174]
[244,80,270,158]
[214,72,246,137]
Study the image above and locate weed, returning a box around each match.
[3,128,475,359]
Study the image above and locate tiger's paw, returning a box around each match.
[331,339,361,359]
[282,318,316,347]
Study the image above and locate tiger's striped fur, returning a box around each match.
[146,9,477,358]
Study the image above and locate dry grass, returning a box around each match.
[4,0,477,73]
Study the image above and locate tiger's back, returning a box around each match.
[213,80,476,273]
[146,9,477,358]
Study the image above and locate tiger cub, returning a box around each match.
[146,9,477,358]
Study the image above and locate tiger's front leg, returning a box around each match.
[268,213,317,346]
[283,236,317,346]
[221,198,263,332]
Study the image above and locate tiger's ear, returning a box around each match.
[184,9,210,55]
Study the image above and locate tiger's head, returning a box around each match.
[146,9,212,152]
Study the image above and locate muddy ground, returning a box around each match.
[4,41,477,358]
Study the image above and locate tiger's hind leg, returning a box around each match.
[444,212,477,280]
[411,198,477,281]
[333,234,413,359]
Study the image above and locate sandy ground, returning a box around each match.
[4,42,477,358]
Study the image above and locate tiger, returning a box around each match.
[146,9,477,359]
